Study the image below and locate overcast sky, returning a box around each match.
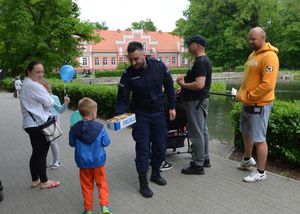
[76,0,189,32]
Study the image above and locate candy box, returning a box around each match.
[106,113,136,131]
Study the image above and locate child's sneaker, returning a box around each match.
[159,161,173,172]
[83,211,93,214]
[51,161,62,170]
[101,206,112,214]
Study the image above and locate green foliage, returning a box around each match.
[173,0,258,68]
[129,19,157,31]
[234,66,244,72]
[211,81,227,92]
[116,63,129,70]
[1,78,15,92]
[0,0,100,76]
[90,21,109,30]
[173,0,300,69]
[231,101,300,165]
[49,79,118,119]
[95,70,124,78]
[95,67,225,78]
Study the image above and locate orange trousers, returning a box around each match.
[79,166,109,211]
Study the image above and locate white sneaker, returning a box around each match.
[237,157,256,170]
[243,170,267,182]
[51,162,62,170]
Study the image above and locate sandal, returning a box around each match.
[40,180,61,189]
[31,179,41,188]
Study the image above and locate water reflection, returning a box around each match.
[208,79,300,144]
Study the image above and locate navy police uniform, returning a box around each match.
[116,58,176,175]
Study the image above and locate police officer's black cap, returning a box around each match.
[186,36,206,47]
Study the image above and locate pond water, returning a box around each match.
[208,79,300,144]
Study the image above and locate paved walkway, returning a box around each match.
[0,92,299,214]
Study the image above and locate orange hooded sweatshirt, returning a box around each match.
[236,42,279,106]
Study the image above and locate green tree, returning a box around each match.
[0,0,100,76]
[173,0,263,69]
[129,18,157,31]
[173,0,300,69]
[275,0,300,68]
[91,21,109,30]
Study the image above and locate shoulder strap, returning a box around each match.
[27,110,37,122]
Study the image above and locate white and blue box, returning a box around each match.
[106,113,136,131]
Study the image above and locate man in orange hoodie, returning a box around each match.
[236,27,279,182]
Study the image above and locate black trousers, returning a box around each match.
[25,127,50,183]
[132,112,167,175]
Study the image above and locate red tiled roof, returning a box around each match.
[91,30,183,53]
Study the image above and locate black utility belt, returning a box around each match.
[135,105,165,113]
[243,106,263,114]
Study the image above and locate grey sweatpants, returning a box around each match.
[50,139,60,162]
[185,98,209,167]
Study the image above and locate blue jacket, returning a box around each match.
[116,58,176,115]
[69,120,110,168]
[50,94,67,124]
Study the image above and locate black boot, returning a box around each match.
[150,168,167,186]
[0,180,3,202]
[204,159,211,168]
[181,162,205,175]
[138,175,153,198]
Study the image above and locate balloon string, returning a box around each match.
[64,82,67,97]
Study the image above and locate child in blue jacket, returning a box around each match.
[69,97,112,214]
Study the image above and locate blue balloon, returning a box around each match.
[60,65,75,82]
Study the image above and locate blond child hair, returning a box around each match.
[78,97,97,118]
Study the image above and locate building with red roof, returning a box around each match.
[77,30,188,71]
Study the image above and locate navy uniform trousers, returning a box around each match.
[132,111,167,175]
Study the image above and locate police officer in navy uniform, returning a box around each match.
[116,42,176,198]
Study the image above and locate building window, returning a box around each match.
[111,57,116,66]
[119,57,124,64]
[143,43,147,52]
[82,57,88,66]
[165,57,170,65]
[181,56,186,65]
[158,57,162,61]
[103,57,108,66]
[172,57,176,64]
[95,57,100,66]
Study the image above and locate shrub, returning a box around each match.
[230,100,300,165]
[1,78,14,92]
[95,70,124,78]
[212,67,223,73]
[234,66,244,72]
[95,66,225,78]
[116,63,129,70]
[210,81,226,92]
[45,72,61,79]
[49,80,118,119]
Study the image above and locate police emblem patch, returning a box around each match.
[266,66,273,72]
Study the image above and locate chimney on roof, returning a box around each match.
[117,29,121,33]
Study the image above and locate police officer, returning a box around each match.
[116,41,176,198]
